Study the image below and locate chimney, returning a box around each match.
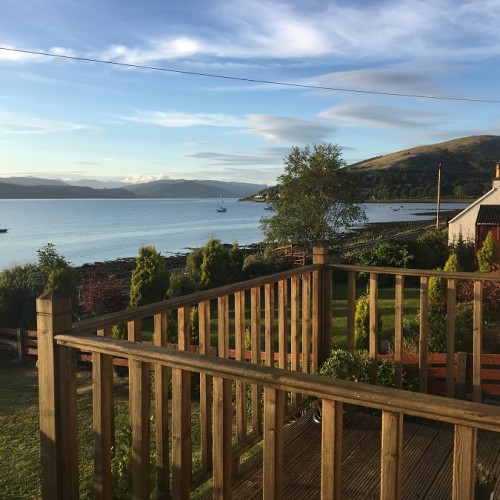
[496,162,500,179]
[494,162,500,189]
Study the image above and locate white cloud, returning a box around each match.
[122,173,171,184]
[126,111,244,128]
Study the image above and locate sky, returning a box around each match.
[1,0,500,187]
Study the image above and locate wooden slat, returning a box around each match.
[278,280,287,370]
[452,424,476,500]
[199,301,213,473]
[128,319,151,500]
[446,278,456,398]
[347,271,356,353]
[302,273,311,374]
[419,277,429,393]
[213,376,233,498]
[320,400,343,500]
[394,275,404,389]
[251,286,262,435]
[265,283,274,368]
[473,280,483,403]
[290,275,300,408]
[218,297,229,358]
[312,269,320,373]
[380,411,403,500]
[154,312,169,498]
[369,273,379,383]
[235,291,247,452]
[172,307,192,499]
[93,326,114,500]
[263,387,284,500]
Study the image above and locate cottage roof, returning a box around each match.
[476,204,500,225]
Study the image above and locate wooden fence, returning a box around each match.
[34,250,500,499]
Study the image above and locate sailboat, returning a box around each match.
[217,194,227,212]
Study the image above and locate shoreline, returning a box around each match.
[74,214,456,282]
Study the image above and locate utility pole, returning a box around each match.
[436,162,442,229]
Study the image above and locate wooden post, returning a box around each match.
[313,246,332,367]
[394,275,404,389]
[263,387,284,500]
[93,327,114,500]
[154,312,170,498]
[321,400,343,500]
[452,424,476,500]
[346,272,356,353]
[380,411,403,500]
[128,319,151,500]
[37,290,78,500]
[251,286,263,434]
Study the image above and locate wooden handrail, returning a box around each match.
[55,333,500,433]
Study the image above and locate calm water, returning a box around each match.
[0,199,467,270]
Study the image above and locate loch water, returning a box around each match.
[0,199,467,270]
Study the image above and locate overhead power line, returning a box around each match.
[1,46,500,104]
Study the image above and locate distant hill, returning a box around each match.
[0,182,138,199]
[348,135,500,200]
[0,177,267,199]
[123,179,267,199]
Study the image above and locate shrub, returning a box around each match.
[242,247,292,279]
[79,270,127,317]
[477,231,499,273]
[129,245,169,308]
[167,271,196,298]
[416,229,449,269]
[354,293,370,350]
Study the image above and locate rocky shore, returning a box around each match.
[74,212,458,284]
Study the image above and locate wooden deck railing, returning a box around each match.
[36,251,500,499]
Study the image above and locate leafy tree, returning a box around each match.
[477,231,499,272]
[0,244,74,328]
[428,252,462,313]
[129,245,169,308]
[260,144,366,249]
[167,271,196,298]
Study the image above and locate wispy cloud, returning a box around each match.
[0,112,94,134]
[126,111,244,128]
[241,115,336,144]
[320,105,442,130]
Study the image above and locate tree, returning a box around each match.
[129,245,169,308]
[260,144,366,249]
[477,231,499,273]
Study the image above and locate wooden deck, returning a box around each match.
[198,409,500,499]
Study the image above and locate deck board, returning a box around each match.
[197,409,500,499]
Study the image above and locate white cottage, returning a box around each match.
[448,163,500,244]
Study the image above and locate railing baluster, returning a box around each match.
[290,275,300,408]
[278,279,287,370]
[199,301,213,473]
[172,307,192,499]
[263,387,284,500]
[93,326,114,500]
[452,424,476,500]
[302,273,311,374]
[128,318,151,500]
[347,271,356,353]
[473,280,483,403]
[265,283,274,367]
[213,375,233,498]
[370,273,379,383]
[154,312,169,498]
[320,399,343,500]
[394,274,404,389]
[251,286,262,435]
[446,278,457,398]
[380,410,403,500]
[419,276,429,393]
[235,291,247,476]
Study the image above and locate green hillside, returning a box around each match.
[348,135,500,200]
